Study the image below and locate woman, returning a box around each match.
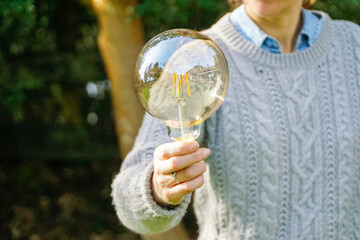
[111,0,360,239]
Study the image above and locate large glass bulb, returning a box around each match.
[133,29,229,141]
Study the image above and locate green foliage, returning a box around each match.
[313,0,360,24]
[137,0,229,39]
[0,0,118,158]
[0,0,38,123]
[0,0,37,56]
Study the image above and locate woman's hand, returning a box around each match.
[151,141,210,206]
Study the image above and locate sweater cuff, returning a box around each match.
[139,164,192,217]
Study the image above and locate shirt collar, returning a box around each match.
[230,5,322,50]
[230,5,267,46]
[300,7,321,46]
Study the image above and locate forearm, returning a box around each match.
[111,113,192,234]
[112,162,191,234]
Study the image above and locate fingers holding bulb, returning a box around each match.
[158,148,210,174]
[172,161,207,184]
[166,175,205,204]
[152,142,210,206]
[154,141,199,160]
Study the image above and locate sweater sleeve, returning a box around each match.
[111,113,192,235]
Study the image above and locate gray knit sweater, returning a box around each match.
[111,11,360,239]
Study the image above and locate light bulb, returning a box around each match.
[133,29,229,141]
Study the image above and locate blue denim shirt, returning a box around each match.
[230,5,323,53]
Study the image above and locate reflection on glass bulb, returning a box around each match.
[133,29,229,141]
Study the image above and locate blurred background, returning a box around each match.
[0,0,359,239]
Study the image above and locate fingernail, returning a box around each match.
[203,149,210,158]
[190,142,198,150]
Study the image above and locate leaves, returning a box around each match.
[136,0,228,39]
[313,0,360,24]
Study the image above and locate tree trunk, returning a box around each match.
[91,0,144,157]
[90,1,190,239]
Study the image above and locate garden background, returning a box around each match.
[0,0,359,239]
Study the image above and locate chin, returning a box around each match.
[244,0,298,18]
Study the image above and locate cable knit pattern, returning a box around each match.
[341,21,360,240]
[111,11,360,239]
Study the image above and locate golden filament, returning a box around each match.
[176,74,180,98]
[180,75,183,96]
[185,73,191,97]
[172,73,191,98]
[172,73,176,97]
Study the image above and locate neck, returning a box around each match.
[245,5,303,53]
